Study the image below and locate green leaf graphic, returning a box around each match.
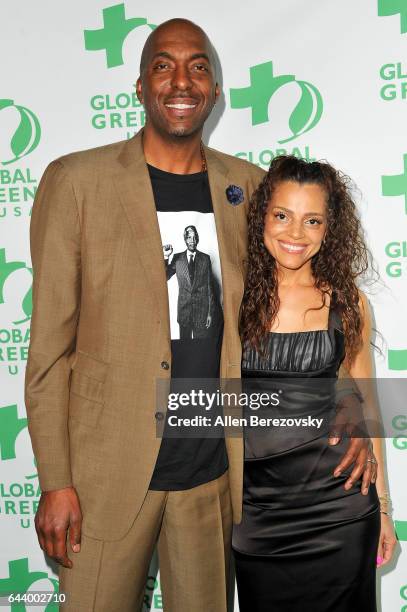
[24,106,41,155]
[22,283,32,318]
[10,106,41,162]
[10,107,32,159]
[281,81,323,144]
[289,82,314,137]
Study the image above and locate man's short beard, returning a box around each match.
[168,124,199,137]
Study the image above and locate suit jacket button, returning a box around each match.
[155,411,164,420]
[161,361,169,370]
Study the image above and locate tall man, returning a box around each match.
[25,17,376,612]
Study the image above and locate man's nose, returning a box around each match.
[171,65,193,91]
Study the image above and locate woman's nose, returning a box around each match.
[288,220,304,239]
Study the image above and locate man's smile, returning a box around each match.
[164,97,200,117]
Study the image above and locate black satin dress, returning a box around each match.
[232,304,380,611]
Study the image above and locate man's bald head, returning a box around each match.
[139,18,216,77]
[136,18,220,138]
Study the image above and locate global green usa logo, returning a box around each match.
[84,3,156,68]
[230,61,323,143]
[378,0,407,34]
[0,100,41,166]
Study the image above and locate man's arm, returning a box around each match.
[166,254,179,282]
[25,159,83,568]
[25,159,81,491]
[163,244,175,280]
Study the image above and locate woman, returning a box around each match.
[233,156,396,611]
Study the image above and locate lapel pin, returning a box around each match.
[226,184,244,206]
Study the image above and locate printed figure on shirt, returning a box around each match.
[163,225,221,339]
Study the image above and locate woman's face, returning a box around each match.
[264,180,327,271]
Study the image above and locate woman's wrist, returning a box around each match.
[378,491,392,516]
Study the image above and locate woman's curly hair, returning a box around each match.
[239,155,373,365]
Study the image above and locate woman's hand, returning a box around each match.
[376,513,397,568]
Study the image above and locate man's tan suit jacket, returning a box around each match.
[24,129,266,541]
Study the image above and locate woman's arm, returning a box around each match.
[347,291,397,567]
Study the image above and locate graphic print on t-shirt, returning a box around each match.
[157,211,223,340]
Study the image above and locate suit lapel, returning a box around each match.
[204,147,239,270]
[113,130,170,330]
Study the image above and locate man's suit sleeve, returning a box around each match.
[166,254,177,281]
[24,160,81,492]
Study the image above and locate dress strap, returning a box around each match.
[328,290,343,332]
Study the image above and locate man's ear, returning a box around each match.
[135,77,143,104]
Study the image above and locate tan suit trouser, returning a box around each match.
[59,470,232,611]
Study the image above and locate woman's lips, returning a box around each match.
[278,240,308,254]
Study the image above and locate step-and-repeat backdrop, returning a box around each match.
[1,1,406,610]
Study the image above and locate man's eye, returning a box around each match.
[154,63,169,70]
[194,64,209,71]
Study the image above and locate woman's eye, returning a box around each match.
[274,212,287,221]
[306,218,322,226]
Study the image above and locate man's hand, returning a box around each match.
[206,314,212,328]
[330,437,377,494]
[35,486,82,568]
[163,244,173,260]
[329,393,377,494]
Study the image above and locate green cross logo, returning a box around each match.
[0,248,32,325]
[382,154,407,214]
[0,100,41,166]
[84,3,156,68]
[0,558,58,611]
[388,349,407,370]
[0,405,27,461]
[229,61,323,143]
[378,0,407,33]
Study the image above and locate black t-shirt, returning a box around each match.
[147,164,228,490]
